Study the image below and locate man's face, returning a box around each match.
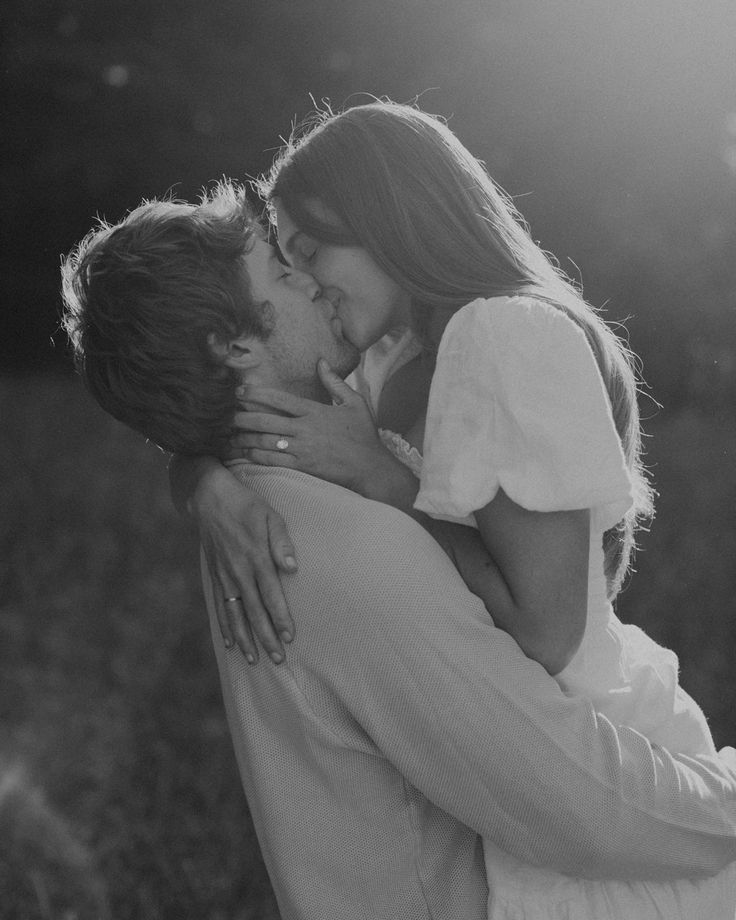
[244,237,360,394]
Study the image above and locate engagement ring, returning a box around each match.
[276,438,289,451]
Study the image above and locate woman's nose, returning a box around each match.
[289,268,322,300]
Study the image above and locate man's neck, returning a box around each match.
[293,380,331,405]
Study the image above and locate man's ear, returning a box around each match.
[207,332,266,371]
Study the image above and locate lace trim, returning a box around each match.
[379,429,423,479]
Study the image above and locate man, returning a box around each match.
[61,183,360,458]
[62,182,736,920]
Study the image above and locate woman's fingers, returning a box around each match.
[229,431,297,453]
[267,511,298,578]
[191,468,297,664]
[234,578,286,664]
[221,594,259,663]
[206,551,246,654]
[235,386,313,416]
[212,553,289,664]
[256,572,295,646]
[317,359,360,405]
[212,580,236,650]
[222,516,296,662]
[231,411,296,434]
[211,555,261,662]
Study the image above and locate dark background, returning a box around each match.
[3,0,736,396]
[2,1,736,917]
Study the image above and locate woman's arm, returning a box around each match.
[318,364,588,673]
[168,453,297,663]
[169,452,222,515]
[230,361,423,513]
[349,353,590,674]
[426,497,589,674]
[230,365,587,673]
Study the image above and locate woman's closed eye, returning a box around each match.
[295,242,317,266]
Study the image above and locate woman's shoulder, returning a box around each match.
[438,294,588,374]
[445,293,577,336]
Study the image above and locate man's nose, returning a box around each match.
[289,268,321,301]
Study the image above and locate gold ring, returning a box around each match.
[275,438,289,451]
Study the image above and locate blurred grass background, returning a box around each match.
[0,378,280,918]
[2,0,736,916]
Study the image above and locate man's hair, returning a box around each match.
[61,180,273,454]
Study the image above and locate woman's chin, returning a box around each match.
[332,317,363,354]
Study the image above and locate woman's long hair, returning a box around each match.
[257,100,654,597]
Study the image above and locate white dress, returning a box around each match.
[378,297,735,920]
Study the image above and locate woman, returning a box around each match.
[172,101,736,917]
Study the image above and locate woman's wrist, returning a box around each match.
[169,453,223,515]
[358,447,420,513]
[189,457,238,518]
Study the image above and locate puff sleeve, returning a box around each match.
[415,296,634,533]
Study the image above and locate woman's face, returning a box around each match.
[273,199,411,352]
